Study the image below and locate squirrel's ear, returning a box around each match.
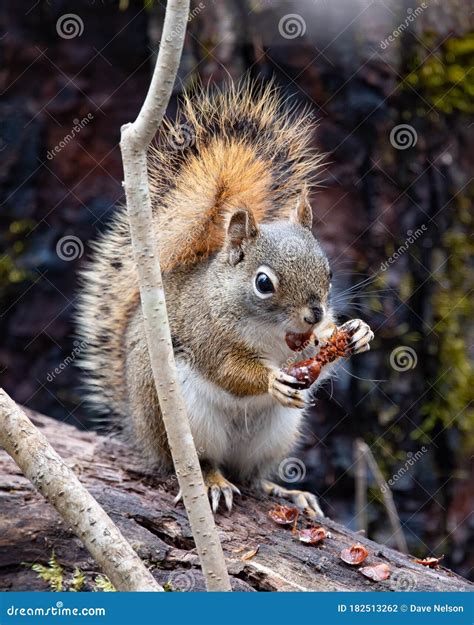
[225,209,258,265]
[291,186,313,230]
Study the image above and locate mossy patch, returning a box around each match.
[403,33,474,115]
[26,551,116,592]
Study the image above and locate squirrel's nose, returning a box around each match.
[304,305,324,326]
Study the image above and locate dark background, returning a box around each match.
[1,0,472,579]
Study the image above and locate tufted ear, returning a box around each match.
[225,209,258,266]
[291,186,313,230]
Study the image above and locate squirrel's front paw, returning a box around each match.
[340,319,374,355]
[269,369,307,409]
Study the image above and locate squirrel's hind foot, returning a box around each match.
[205,468,241,514]
[261,479,324,518]
[174,467,241,514]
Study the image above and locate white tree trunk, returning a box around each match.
[119,0,231,591]
[0,389,162,592]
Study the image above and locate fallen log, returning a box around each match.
[0,411,471,592]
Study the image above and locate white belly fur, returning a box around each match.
[176,360,304,482]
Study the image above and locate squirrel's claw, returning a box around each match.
[340,319,374,356]
[272,381,306,409]
[261,480,324,518]
[269,369,307,409]
[173,488,183,506]
[275,369,307,389]
[204,469,241,514]
[173,473,240,514]
[210,482,240,514]
[210,485,221,513]
[294,491,324,518]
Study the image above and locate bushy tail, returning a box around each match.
[76,207,138,420]
[76,79,323,418]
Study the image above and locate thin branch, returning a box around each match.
[354,439,368,534]
[0,389,162,592]
[119,0,231,591]
[357,439,409,554]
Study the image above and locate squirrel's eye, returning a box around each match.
[253,265,278,299]
[256,272,274,293]
[255,272,275,297]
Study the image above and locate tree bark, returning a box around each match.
[119,0,230,591]
[1,411,471,593]
[0,391,161,592]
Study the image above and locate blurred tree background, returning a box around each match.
[0,0,472,579]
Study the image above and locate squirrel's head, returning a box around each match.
[214,190,333,339]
